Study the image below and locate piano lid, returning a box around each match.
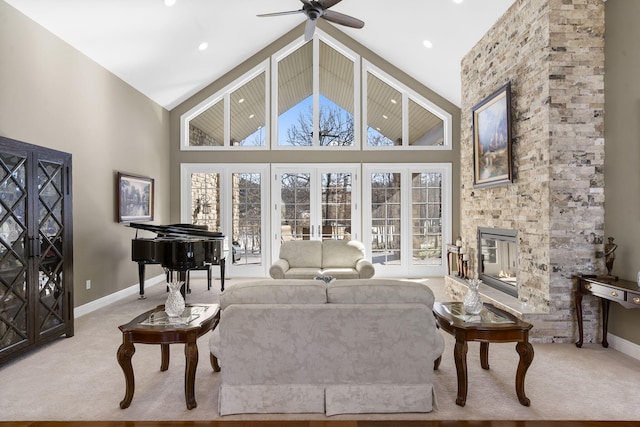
[128,222,224,239]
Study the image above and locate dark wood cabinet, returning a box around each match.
[0,136,73,365]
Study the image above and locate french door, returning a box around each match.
[271,164,359,262]
[362,163,450,277]
[181,164,269,277]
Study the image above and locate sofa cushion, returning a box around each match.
[220,279,327,309]
[327,279,435,307]
[279,240,322,268]
[322,240,366,268]
[318,267,360,279]
[283,267,323,279]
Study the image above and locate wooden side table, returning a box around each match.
[117,303,220,410]
[433,302,534,407]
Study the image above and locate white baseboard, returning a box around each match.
[74,274,165,318]
[608,333,640,361]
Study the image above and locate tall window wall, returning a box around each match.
[179,30,454,277]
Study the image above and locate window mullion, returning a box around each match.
[313,36,320,147]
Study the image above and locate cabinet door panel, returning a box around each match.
[0,150,29,350]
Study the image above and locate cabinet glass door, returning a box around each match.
[0,151,28,350]
[35,158,67,335]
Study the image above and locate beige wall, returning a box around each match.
[0,2,171,306]
[604,0,640,344]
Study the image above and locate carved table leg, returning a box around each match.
[602,299,610,348]
[454,338,468,406]
[184,340,199,410]
[117,339,136,409]
[210,353,221,372]
[160,343,170,371]
[575,290,584,348]
[480,342,490,370]
[515,340,534,406]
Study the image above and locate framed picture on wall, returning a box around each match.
[117,172,154,223]
[472,82,513,188]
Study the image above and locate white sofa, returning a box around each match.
[209,278,444,415]
[269,239,375,279]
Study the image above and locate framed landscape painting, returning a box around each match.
[117,172,154,223]
[472,82,513,188]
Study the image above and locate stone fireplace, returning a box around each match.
[445,0,606,344]
[478,227,518,298]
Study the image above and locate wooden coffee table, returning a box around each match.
[433,301,534,407]
[117,303,220,410]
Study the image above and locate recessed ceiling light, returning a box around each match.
[198,42,208,51]
[238,98,245,104]
[423,40,433,49]
[390,99,397,104]
[382,114,388,120]
[164,0,176,7]
[249,114,255,119]
[453,0,464,4]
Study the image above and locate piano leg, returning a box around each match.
[137,262,146,300]
[220,258,226,292]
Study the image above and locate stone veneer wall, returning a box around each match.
[458,0,605,343]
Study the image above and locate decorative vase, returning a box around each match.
[463,279,484,315]
[165,281,186,317]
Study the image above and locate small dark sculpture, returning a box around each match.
[604,236,618,278]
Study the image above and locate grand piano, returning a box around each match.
[129,222,226,299]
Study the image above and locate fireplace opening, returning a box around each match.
[477,227,518,297]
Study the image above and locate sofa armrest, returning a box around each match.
[269,259,290,279]
[355,259,375,279]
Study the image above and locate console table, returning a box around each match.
[574,275,640,348]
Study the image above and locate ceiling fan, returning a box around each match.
[257,0,365,42]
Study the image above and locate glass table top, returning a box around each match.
[441,302,515,324]
[139,306,206,326]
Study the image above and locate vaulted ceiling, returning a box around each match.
[4,0,515,110]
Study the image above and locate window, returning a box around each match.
[272,35,359,149]
[181,32,451,151]
[181,61,269,150]
[363,61,451,150]
[363,163,451,277]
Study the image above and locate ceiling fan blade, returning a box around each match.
[304,18,317,41]
[318,0,343,9]
[257,9,303,18]
[322,10,364,28]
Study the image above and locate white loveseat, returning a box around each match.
[269,239,375,279]
[209,278,444,415]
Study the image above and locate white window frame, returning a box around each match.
[180,60,270,151]
[180,163,271,277]
[271,29,360,151]
[362,163,451,277]
[362,60,453,151]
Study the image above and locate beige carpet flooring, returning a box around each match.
[1,277,639,422]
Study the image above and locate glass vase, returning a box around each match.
[165,281,186,317]
[463,278,484,315]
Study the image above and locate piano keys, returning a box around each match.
[129,222,226,299]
